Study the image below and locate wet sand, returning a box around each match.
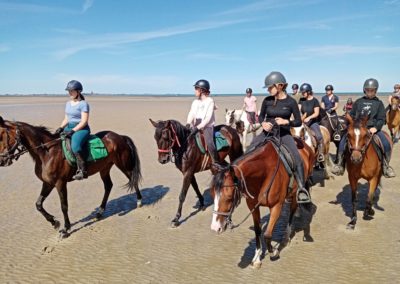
[0,95,399,283]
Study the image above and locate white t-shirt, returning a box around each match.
[186,97,215,129]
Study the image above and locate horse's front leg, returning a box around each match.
[97,170,113,219]
[191,175,205,211]
[347,177,358,229]
[265,203,283,261]
[36,182,59,229]
[171,172,192,227]
[247,200,262,269]
[364,177,378,219]
[56,182,71,238]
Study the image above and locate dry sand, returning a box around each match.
[0,95,399,283]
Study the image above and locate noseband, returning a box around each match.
[157,124,181,162]
[0,126,25,166]
[348,131,373,157]
[212,183,240,228]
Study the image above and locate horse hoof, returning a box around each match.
[95,212,103,220]
[53,220,60,230]
[346,223,355,230]
[59,229,70,239]
[171,220,180,228]
[252,261,262,269]
[270,253,280,262]
[137,200,143,208]
[303,235,314,242]
[369,208,375,216]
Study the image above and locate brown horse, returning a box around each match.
[0,117,142,238]
[210,136,315,268]
[386,96,400,143]
[320,113,348,162]
[150,119,243,227]
[344,113,391,229]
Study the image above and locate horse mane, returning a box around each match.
[210,163,242,209]
[352,113,368,129]
[18,122,56,138]
[167,119,190,144]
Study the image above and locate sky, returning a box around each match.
[0,0,399,95]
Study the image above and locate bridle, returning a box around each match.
[157,123,181,163]
[347,129,373,157]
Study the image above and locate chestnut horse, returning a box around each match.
[386,96,400,143]
[0,117,142,238]
[210,136,314,268]
[344,113,391,229]
[150,119,243,227]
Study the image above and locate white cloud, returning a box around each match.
[82,0,94,13]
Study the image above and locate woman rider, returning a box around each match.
[299,83,325,162]
[186,79,219,163]
[55,80,90,180]
[250,71,311,203]
[243,87,258,130]
[332,78,395,178]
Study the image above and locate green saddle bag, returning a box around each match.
[195,131,229,154]
[62,135,108,166]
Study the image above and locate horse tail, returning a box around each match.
[122,135,142,192]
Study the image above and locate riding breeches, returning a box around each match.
[203,127,216,155]
[310,123,323,144]
[246,111,256,124]
[64,123,91,154]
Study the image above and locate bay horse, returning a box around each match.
[343,113,391,229]
[210,136,315,268]
[320,113,348,162]
[0,117,142,238]
[386,96,400,143]
[150,119,243,227]
[291,123,332,181]
[225,109,261,151]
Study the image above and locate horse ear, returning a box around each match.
[149,118,158,128]
[232,110,235,114]
[0,116,3,125]
[225,108,228,113]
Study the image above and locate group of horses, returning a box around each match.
[0,97,398,267]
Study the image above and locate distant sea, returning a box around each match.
[0,92,394,97]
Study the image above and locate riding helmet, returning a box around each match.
[65,80,83,92]
[193,79,210,92]
[246,88,253,94]
[292,83,299,90]
[363,78,379,92]
[325,84,334,91]
[263,71,287,88]
[300,83,313,93]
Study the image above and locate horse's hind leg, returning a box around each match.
[264,203,283,261]
[56,182,71,238]
[364,177,378,219]
[36,182,59,229]
[191,175,205,210]
[97,169,113,219]
[247,203,262,269]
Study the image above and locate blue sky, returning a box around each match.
[0,0,399,94]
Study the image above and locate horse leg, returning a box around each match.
[171,173,192,227]
[96,170,113,219]
[56,182,71,238]
[347,178,358,229]
[36,182,59,229]
[364,177,378,219]
[247,203,262,268]
[191,175,205,210]
[265,203,283,261]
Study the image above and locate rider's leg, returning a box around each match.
[204,127,219,163]
[376,131,395,178]
[71,128,90,180]
[332,134,347,176]
[310,123,325,162]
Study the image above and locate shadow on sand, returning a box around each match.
[69,185,170,235]
[177,188,214,226]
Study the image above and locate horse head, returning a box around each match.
[345,112,371,164]
[150,119,175,164]
[391,96,400,111]
[225,109,236,126]
[210,163,241,234]
[0,117,23,167]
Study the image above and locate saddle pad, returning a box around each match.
[62,135,108,166]
[195,131,229,155]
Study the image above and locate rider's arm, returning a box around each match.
[374,101,386,131]
[290,99,302,127]
[332,96,339,111]
[186,100,197,126]
[60,115,68,128]
[259,99,267,122]
[197,99,215,130]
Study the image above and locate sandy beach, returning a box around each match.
[0,95,399,283]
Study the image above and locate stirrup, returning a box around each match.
[383,166,396,178]
[73,170,87,180]
[333,133,341,141]
[297,188,311,204]
[317,153,325,162]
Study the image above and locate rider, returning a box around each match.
[243,87,257,131]
[343,98,353,114]
[332,78,396,178]
[321,85,339,115]
[186,79,219,163]
[291,83,301,104]
[251,71,311,203]
[299,83,325,162]
[55,80,90,180]
[386,83,400,113]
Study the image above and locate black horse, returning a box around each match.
[320,113,348,162]
[150,119,243,227]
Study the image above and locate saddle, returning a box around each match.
[303,124,318,149]
[195,131,229,155]
[62,135,108,166]
[371,134,386,162]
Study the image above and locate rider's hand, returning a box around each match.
[55,127,63,135]
[304,117,310,123]
[369,127,377,134]
[327,109,332,114]
[274,117,287,125]
[190,126,198,136]
[185,123,191,129]
[262,122,273,132]
[63,130,75,138]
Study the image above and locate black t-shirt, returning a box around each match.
[259,95,302,136]
[299,97,320,124]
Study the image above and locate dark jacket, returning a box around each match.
[350,96,386,131]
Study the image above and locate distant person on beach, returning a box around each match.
[291,83,301,103]
[386,83,400,112]
[299,83,325,162]
[242,87,258,130]
[186,79,219,163]
[343,98,353,114]
[321,84,339,115]
[55,80,90,180]
[332,78,395,178]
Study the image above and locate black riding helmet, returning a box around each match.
[65,80,83,92]
[363,78,379,92]
[246,87,252,94]
[292,83,299,90]
[263,71,287,88]
[300,83,312,93]
[194,79,210,92]
[325,84,334,91]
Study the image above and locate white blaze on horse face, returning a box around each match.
[354,128,360,149]
[211,194,222,232]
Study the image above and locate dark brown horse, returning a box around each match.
[150,119,243,227]
[343,113,391,229]
[320,113,348,162]
[210,137,315,268]
[0,117,142,238]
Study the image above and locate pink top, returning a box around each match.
[244,96,257,112]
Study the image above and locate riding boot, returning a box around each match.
[210,150,220,164]
[294,162,311,204]
[317,143,325,162]
[382,158,396,178]
[73,153,88,180]
[332,153,345,176]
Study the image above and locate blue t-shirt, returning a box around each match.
[321,94,339,111]
[65,101,90,123]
